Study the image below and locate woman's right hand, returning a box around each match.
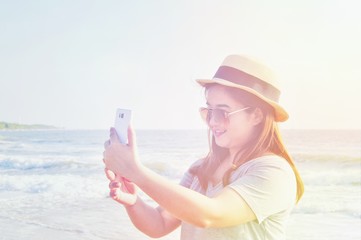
[105,168,137,206]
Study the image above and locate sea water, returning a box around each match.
[0,129,360,239]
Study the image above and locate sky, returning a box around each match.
[1,0,360,130]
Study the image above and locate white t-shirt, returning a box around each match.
[179,155,297,240]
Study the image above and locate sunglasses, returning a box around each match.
[199,107,251,124]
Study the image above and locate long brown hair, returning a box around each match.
[190,84,304,203]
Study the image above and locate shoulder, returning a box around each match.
[250,154,288,165]
[190,158,206,168]
[230,155,297,199]
[229,155,297,222]
[187,158,206,174]
[242,155,293,174]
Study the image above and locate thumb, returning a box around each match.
[121,177,136,194]
[127,124,137,148]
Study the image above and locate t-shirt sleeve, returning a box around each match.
[179,159,203,188]
[179,170,193,188]
[228,158,297,223]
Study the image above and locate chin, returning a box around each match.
[214,137,230,149]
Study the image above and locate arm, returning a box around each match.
[104,127,256,228]
[105,168,180,238]
[134,166,256,228]
[125,200,181,238]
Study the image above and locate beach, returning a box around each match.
[0,129,360,239]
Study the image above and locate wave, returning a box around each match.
[293,205,361,219]
[0,156,100,173]
[0,171,106,197]
[293,153,361,163]
[293,191,361,219]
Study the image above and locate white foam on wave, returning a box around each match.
[0,154,102,173]
[301,167,361,186]
[293,183,361,219]
[0,129,360,240]
[0,171,107,197]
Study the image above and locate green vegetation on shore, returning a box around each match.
[0,121,56,130]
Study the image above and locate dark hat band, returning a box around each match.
[213,66,281,102]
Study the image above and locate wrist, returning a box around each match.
[124,195,140,209]
[130,163,148,184]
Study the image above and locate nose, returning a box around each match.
[208,113,221,127]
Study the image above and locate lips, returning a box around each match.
[212,129,226,138]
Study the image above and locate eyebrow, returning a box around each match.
[206,102,231,109]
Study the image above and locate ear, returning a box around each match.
[251,108,264,126]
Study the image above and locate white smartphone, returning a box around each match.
[114,108,132,144]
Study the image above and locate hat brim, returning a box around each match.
[196,78,289,122]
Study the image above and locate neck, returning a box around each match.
[228,146,245,160]
[227,148,244,165]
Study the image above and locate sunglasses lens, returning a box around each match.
[199,108,226,123]
[212,109,226,122]
[199,108,209,122]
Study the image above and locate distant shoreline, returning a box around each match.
[0,121,57,130]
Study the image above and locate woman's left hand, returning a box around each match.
[105,168,138,206]
[103,125,140,181]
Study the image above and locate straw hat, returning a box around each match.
[196,54,288,122]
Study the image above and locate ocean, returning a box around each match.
[0,129,360,240]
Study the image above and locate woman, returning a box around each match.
[103,55,304,239]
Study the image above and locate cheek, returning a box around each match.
[229,127,246,143]
[227,121,253,143]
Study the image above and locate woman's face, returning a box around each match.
[204,85,260,153]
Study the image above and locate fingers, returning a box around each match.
[104,140,110,148]
[109,180,120,189]
[107,176,134,192]
[121,177,136,194]
[104,168,116,181]
[109,187,120,200]
[106,172,137,205]
[105,168,124,184]
[110,127,120,144]
[105,169,127,190]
